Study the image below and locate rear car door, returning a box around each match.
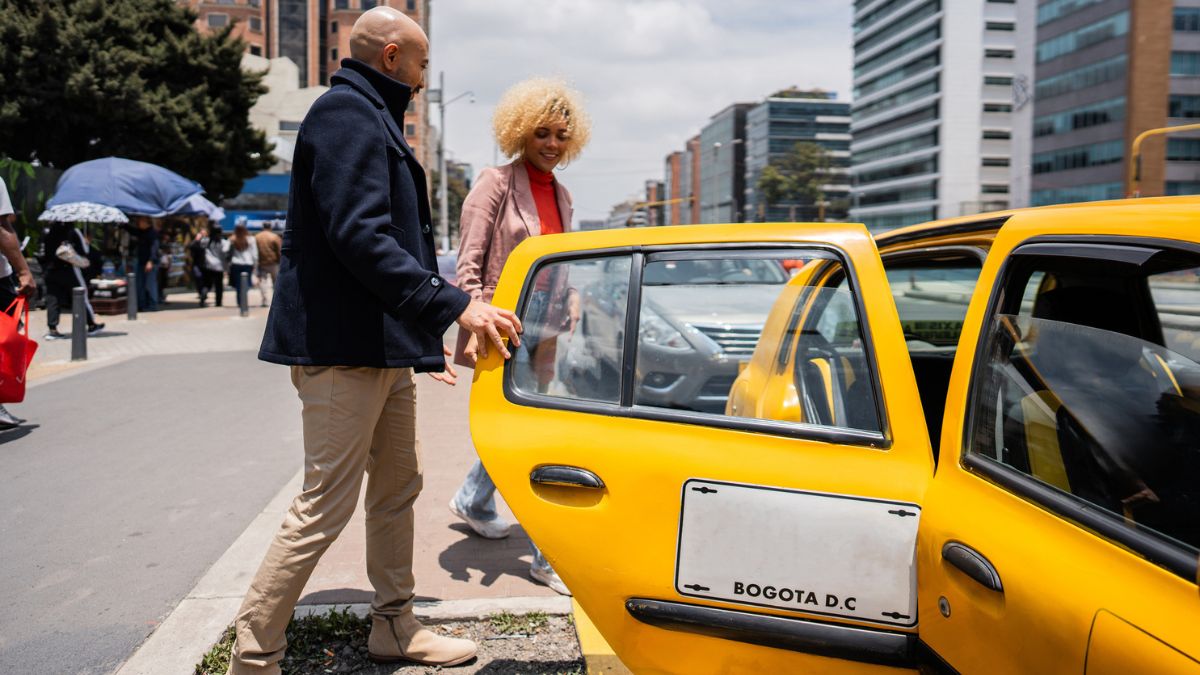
[918,202,1200,673]
[470,224,933,673]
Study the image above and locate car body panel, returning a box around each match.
[471,223,932,674]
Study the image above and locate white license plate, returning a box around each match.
[675,479,920,627]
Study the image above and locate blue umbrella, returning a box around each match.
[47,157,204,218]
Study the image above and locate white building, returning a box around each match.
[849,0,1018,232]
[243,54,328,172]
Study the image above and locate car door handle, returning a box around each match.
[530,465,606,489]
[941,541,1004,592]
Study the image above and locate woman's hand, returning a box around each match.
[463,332,479,365]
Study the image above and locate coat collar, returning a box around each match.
[510,159,574,236]
[331,59,414,122]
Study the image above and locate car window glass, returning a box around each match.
[967,252,1200,553]
[885,261,982,352]
[1150,265,1200,364]
[510,255,630,404]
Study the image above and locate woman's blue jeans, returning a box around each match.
[452,457,552,574]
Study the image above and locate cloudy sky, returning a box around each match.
[429,0,853,223]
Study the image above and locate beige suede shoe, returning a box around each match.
[368,613,477,666]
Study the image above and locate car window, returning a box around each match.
[885,260,982,352]
[967,247,1200,554]
[510,255,631,404]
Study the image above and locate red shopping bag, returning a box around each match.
[0,297,37,403]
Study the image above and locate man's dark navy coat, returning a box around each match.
[259,59,470,372]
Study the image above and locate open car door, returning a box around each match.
[470,224,934,673]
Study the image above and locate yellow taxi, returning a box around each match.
[469,197,1200,674]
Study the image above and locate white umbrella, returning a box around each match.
[38,201,129,224]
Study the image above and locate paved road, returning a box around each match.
[0,351,299,674]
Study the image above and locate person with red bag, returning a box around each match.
[0,176,37,428]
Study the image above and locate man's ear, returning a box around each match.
[382,43,399,69]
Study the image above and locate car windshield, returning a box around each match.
[642,259,788,286]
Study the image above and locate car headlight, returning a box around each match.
[639,307,691,350]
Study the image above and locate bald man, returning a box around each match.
[234,7,521,673]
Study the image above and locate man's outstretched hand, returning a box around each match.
[456,300,522,360]
[429,345,458,386]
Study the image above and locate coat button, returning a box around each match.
[422,223,431,234]
[430,277,441,287]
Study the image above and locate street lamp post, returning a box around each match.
[430,72,473,252]
[1127,122,1200,197]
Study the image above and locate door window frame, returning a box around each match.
[501,242,894,449]
[959,234,1200,582]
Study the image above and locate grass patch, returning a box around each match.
[195,608,370,675]
[488,610,549,635]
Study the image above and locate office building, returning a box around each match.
[183,0,433,168]
[698,103,753,223]
[849,0,1018,232]
[1013,0,1200,206]
[744,92,852,222]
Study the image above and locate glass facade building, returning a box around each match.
[743,97,851,222]
[849,0,1017,233]
[698,104,752,224]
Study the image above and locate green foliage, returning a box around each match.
[756,142,834,220]
[0,0,274,200]
[195,608,371,675]
[489,610,550,635]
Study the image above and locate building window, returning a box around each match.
[1034,97,1126,136]
[982,157,1010,167]
[1171,51,1200,76]
[854,1,942,54]
[405,123,416,136]
[857,181,937,206]
[249,45,263,56]
[1038,0,1104,25]
[362,0,378,8]
[984,75,1013,86]
[249,16,262,32]
[985,48,1014,59]
[1032,140,1123,174]
[1031,182,1122,206]
[207,13,229,28]
[852,77,939,121]
[983,130,1011,140]
[854,26,941,79]
[981,184,1009,194]
[852,131,938,164]
[407,0,416,10]
[331,20,338,32]
[1035,55,1127,100]
[985,21,1015,31]
[249,0,260,6]
[1167,138,1200,162]
[983,103,1013,113]
[1170,95,1200,119]
[1174,7,1200,32]
[330,48,338,61]
[1166,181,1200,195]
[1037,12,1129,63]
[335,0,349,8]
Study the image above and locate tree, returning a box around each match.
[0,0,273,200]
[756,142,835,221]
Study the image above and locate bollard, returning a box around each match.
[126,272,137,320]
[238,271,249,317]
[71,287,87,361]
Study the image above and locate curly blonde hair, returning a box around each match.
[492,77,591,166]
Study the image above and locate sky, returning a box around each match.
[429,0,854,223]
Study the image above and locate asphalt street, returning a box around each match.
[0,351,300,674]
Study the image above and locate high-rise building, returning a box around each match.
[744,93,852,222]
[1011,0,1200,207]
[679,136,702,225]
[663,151,684,226]
[698,103,753,223]
[183,0,432,168]
[849,0,1018,233]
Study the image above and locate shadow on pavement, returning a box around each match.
[438,524,533,587]
[0,425,39,446]
[297,589,440,605]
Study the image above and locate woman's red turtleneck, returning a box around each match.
[525,162,563,236]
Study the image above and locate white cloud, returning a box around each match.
[429,0,852,222]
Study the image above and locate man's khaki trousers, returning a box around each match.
[230,366,421,674]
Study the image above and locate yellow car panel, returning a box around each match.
[471,223,932,674]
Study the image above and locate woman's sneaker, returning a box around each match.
[530,565,570,596]
[88,323,106,335]
[448,499,512,539]
[44,329,65,340]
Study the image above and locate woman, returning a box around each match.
[449,78,591,596]
[227,223,258,307]
[200,224,229,307]
[40,222,103,339]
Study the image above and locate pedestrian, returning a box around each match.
[254,221,281,307]
[157,232,171,303]
[0,176,35,428]
[40,222,103,340]
[133,217,159,312]
[230,8,522,674]
[187,229,209,305]
[227,223,257,307]
[201,224,228,307]
[447,77,590,597]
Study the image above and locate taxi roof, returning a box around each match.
[873,195,1200,250]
